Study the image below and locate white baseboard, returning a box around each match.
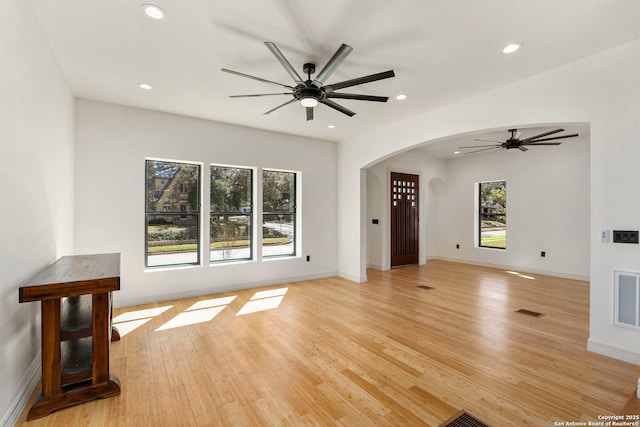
[588,338,640,366]
[114,271,338,308]
[432,256,590,282]
[337,272,368,283]
[1,352,40,427]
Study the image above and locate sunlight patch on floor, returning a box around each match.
[187,296,236,311]
[113,318,152,337]
[113,305,174,336]
[251,288,288,300]
[112,306,173,323]
[505,270,536,280]
[156,306,226,331]
[237,287,288,315]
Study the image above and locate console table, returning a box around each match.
[19,253,122,420]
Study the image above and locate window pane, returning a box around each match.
[479,181,506,249]
[210,214,252,262]
[210,166,252,213]
[210,166,253,262]
[146,214,199,267]
[263,213,295,257]
[146,160,200,267]
[262,170,295,257]
[146,161,200,213]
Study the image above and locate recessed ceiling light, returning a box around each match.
[395,94,407,101]
[138,83,153,90]
[502,43,522,54]
[142,4,166,20]
[454,151,461,154]
[328,125,336,129]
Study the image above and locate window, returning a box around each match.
[210,165,253,262]
[478,180,506,249]
[145,160,201,268]
[262,169,296,257]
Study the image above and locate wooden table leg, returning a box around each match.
[92,293,110,384]
[41,299,61,396]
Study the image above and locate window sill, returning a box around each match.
[144,263,201,273]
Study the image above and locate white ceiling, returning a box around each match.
[27,0,640,143]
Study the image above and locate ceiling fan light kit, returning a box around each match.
[300,97,318,108]
[460,128,579,155]
[222,42,395,121]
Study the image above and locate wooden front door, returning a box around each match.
[390,172,419,267]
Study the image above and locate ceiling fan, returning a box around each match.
[221,42,395,121]
[460,128,579,154]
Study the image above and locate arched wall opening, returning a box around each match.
[363,124,590,278]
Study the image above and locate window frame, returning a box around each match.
[145,158,202,269]
[209,164,254,264]
[262,168,298,259]
[477,180,507,250]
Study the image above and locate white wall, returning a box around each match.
[74,99,337,307]
[434,134,590,280]
[338,39,640,364]
[366,151,447,270]
[0,1,75,425]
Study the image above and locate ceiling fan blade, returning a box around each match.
[460,144,502,148]
[520,128,564,142]
[527,133,579,143]
[264,42,305,85]
[324,70,395,92]
[473,138,504,143]
[319,98,356,117]
[521,142,561,146]
[518,146,528,152]
[326,93,389,102]
[466,146,504,154]
[306,107,313,121]
[229,93,291,98]
[311,44,353,89]
[221,68,294,89]
[263,98,297,115]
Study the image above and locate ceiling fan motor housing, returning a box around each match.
[296,63,323,103]
[294,85,324,102]
[505,139,520,149]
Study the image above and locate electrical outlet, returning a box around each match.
[306,255,310,262]
[540,251,546,257]
[456,244,460,249]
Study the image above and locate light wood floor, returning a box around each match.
[16,260,640,426]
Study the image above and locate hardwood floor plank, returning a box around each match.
[15,260,640,426]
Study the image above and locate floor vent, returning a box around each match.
[439,410,491,427]
[515,308,544,318]
[416,285,434,290]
